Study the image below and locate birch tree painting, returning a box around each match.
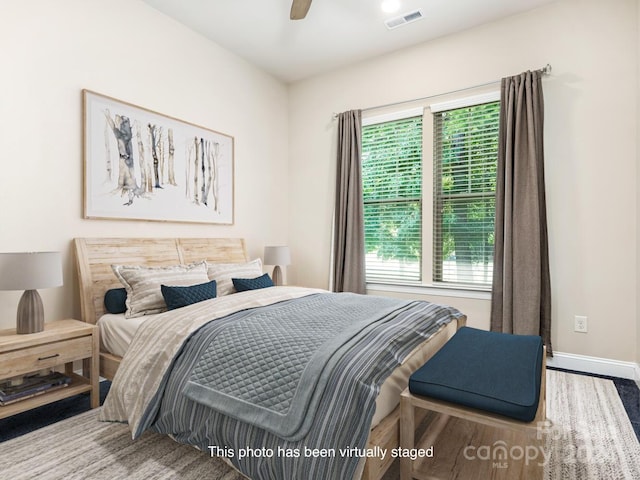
[83,90,234,224]
[185,137,221,212]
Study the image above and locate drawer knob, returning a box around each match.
[38,353,60,361]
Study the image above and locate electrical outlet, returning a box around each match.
[574,315,588,333]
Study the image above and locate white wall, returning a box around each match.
[0,0,289,330]
[288,0,638,362]
[637,0,640,366]
[1,0,637,366]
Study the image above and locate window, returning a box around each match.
[361,95,500,290]
[362,113,423,284]
[432,101,499,288]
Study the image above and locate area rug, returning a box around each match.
[0,370,638,479]
[0,408,243,480]
[543,369,640,479]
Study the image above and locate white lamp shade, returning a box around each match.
[0,252,63,291]
[263,246,291,266]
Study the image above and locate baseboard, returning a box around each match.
[547,351,640,385]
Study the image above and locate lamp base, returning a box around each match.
[17,289,44,334]
[272,266,284,286]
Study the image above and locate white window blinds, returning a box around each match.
[432,101,499,287]
[362,115,423,283]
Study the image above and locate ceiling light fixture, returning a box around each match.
[381,0,401,14]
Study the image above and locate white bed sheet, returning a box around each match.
[97,313,153,357]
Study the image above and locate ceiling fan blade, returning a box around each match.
[290,0,312,20]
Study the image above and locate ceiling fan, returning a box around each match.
[290,0,312,19]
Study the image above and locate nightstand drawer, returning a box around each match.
[0,336,93,379]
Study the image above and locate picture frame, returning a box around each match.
[83,90,234,224]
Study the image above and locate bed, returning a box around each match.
[74,237,465,480]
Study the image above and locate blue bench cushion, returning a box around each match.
[408,326,543,422]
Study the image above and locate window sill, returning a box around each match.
[366,282,492,301]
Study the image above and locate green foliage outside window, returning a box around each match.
[361,101,499,286]
[434,102,499,286]
[362,117,422,282]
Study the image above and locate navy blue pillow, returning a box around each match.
[161,280,217,310]
[232,273,274,292]
[104,288,127,314]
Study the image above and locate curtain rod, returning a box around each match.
[332,64,551,120]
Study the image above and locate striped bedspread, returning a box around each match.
[182,293,424,440]
[100,287,462,480]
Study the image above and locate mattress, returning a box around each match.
[97,313,150,358]
[98,310,458,429]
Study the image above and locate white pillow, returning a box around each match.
[206,259,263,296]
[112,261,209,318]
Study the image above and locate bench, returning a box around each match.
[399,327,547,480]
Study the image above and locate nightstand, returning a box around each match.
[0,319,99,419]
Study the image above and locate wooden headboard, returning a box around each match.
[74,237,248,325]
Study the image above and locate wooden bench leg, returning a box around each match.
[400,393,414,480]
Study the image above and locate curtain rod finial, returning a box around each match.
[542,64,552,75]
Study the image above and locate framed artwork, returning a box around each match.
[83,90,234,224]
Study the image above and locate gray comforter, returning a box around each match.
[140,291,462,479]
[101,287,461,480]
[183,293,417,440]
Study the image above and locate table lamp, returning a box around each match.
[263,246,291,286]
[0,252,63,334]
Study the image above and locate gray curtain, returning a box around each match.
[490,70,552,354]
[332,110,366,294]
